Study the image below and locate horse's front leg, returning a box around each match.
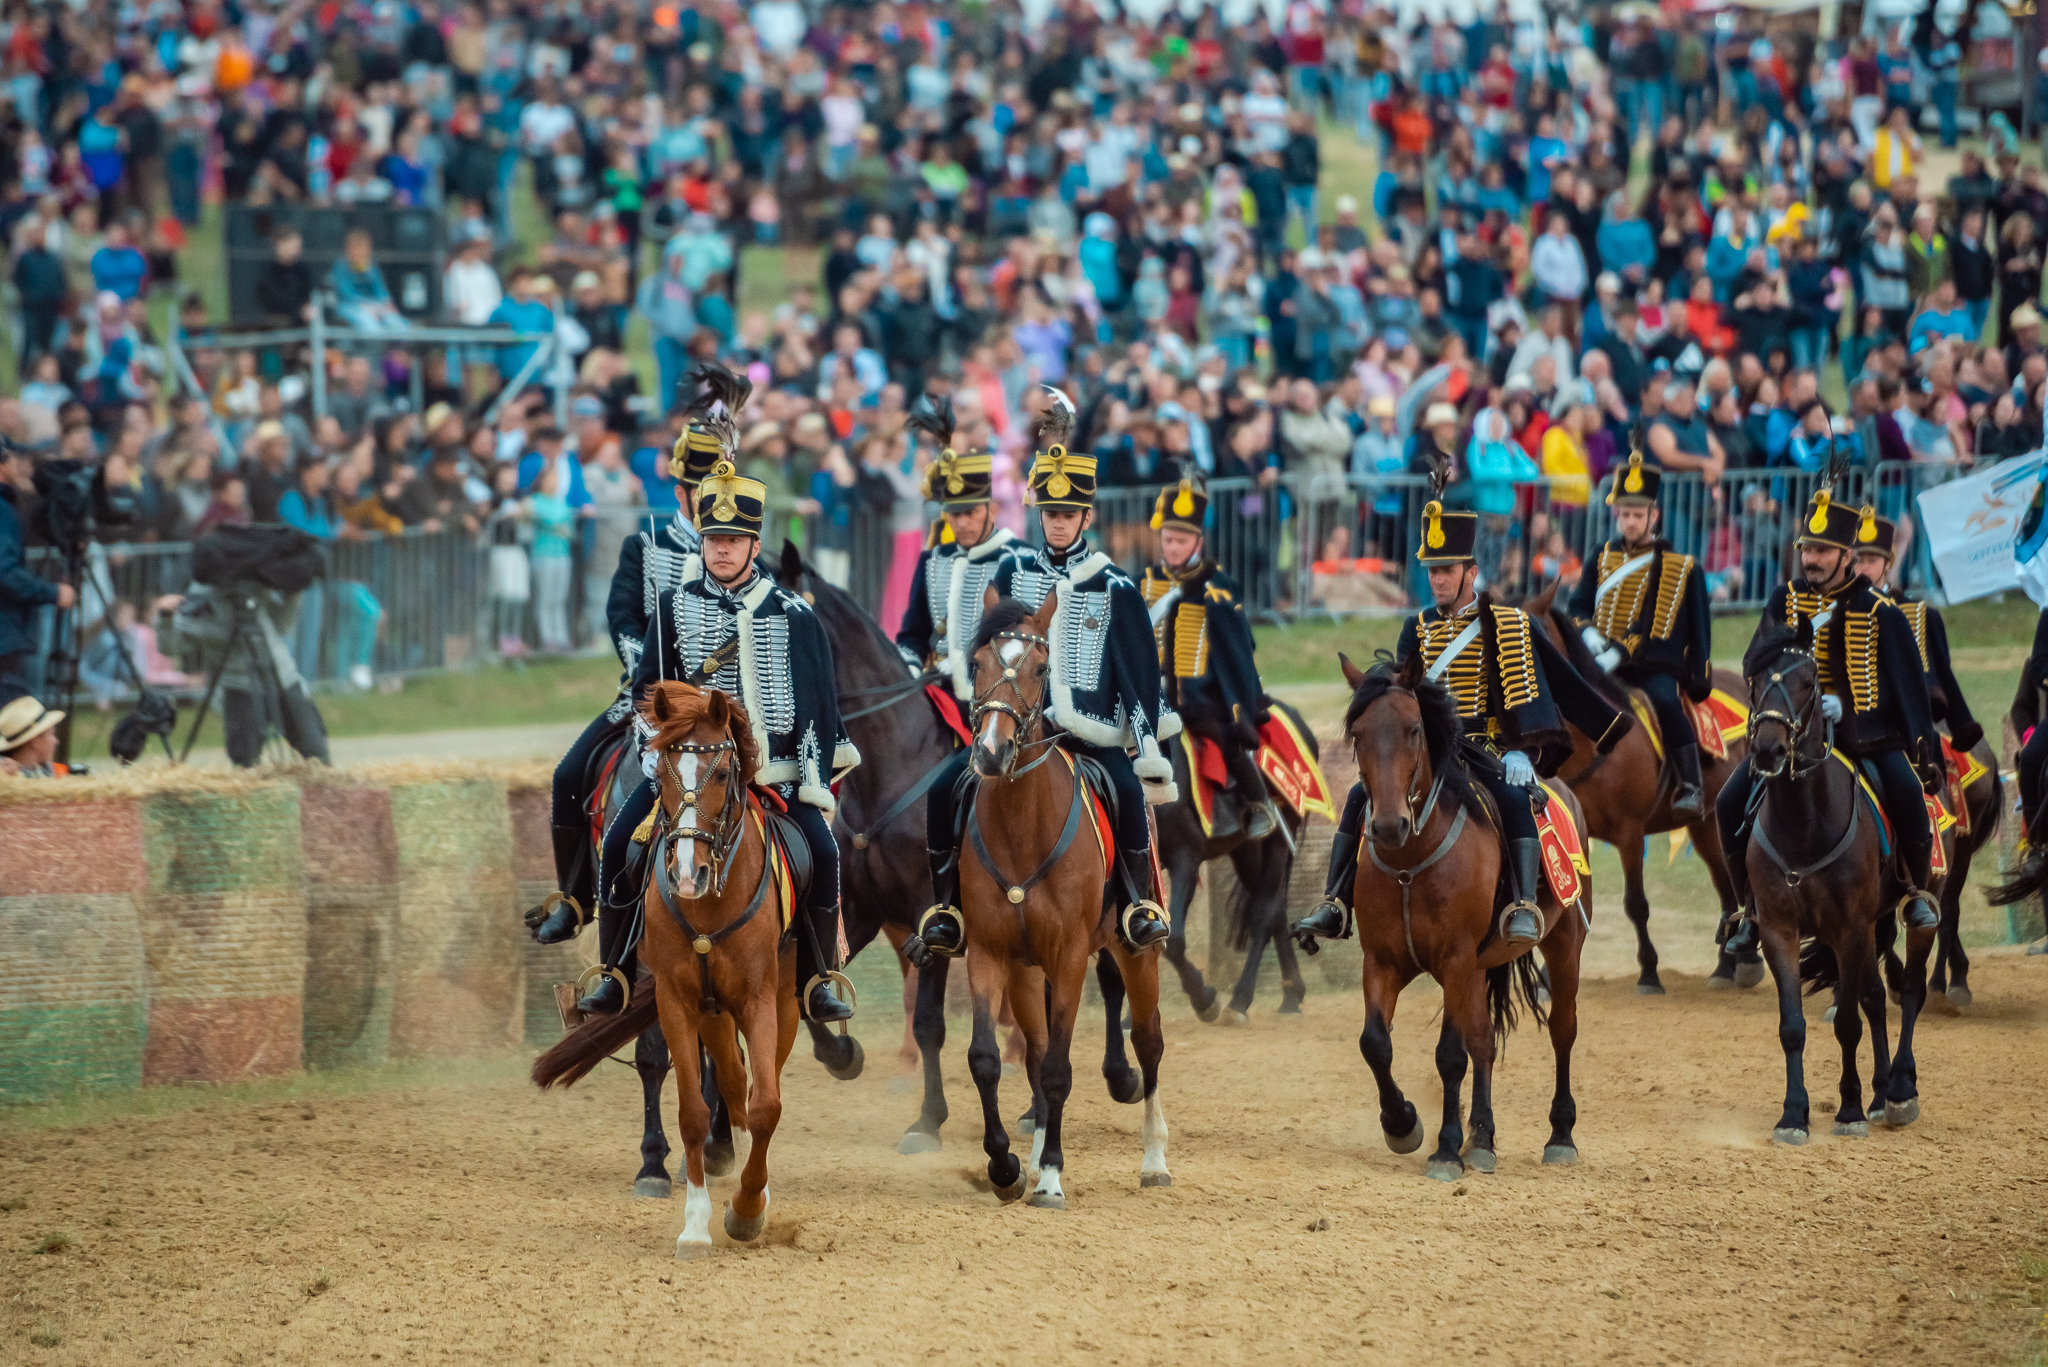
[1096,948,1141,1105]
[1885,914,1933,1127]
[701,1045,735,1177]
[897,950,949,1155]
[883,922,923,1071]
[1357,957,1422,1155]
[1935,840,1973,1008]
[1018,953,1076,1209]
[1539,916,1583,1164]
[964,950,1024,1200]
[1107,939,1171,1188]
[1614,821,1662,995]
[1832,928,1874,1136]
[722,995,784,1245]
[1757,906,1810,1144]
[634,1025,674,1198]
[653,995,714,1259]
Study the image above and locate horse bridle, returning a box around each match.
[655,736,747,897]
[1355,687,1446,842]
[969,629,1058,778]
[1745,648,1824,781]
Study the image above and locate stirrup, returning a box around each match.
[914,904,966,958]
[802,971,858,1023]
[1896,889,1939,931]
[526,890,586,944]
[1498,899,1543,947]
[1119,897,1170,951]
[1723,912,1760,956]
[573,964,631,1015]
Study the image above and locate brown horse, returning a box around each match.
[1523,578,1757,992]
[532,683,798,1257]
[1340,651,1586,1181]
[961,592,1170,1207]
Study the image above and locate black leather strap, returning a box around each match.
[968,758,1088,967]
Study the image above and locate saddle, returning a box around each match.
[1624,686,1747,764]
[760,804,814,913]
[1453,740,1589,916]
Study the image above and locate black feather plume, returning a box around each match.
[1034,385,1076,449]
[907,395,956,450]
[682,363,751,421]
[1424,446,1452,501]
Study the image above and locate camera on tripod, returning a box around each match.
[31,457,136,549]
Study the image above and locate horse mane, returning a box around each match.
[1742,614,1804,681]
[637,681,761,786]
[971,597,1037,656]
[1343,653,1486,819]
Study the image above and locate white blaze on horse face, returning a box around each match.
[999,638,1026,666]
[676,751,700,833]
[677,1180,713,1256]
[1141,1092,1170,1179]
[981,707,1004,750]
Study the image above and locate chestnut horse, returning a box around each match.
[961,592,1170,1207]
[1522,579,1755,992]
[1339,651,1587,1181]
[533,683,797,1257]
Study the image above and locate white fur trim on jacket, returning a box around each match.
[1134,735,1179,804]
[737,575,783,782]
[1045,552,1116,746]
[798,783,838,818]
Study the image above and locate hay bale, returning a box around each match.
[386,779,524,1058]
[299,781,399,1070]
[0,797,149,1102]
[139,784,308,1084]
[509,785,587,1045]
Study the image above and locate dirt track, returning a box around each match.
[5,954,2048,1366]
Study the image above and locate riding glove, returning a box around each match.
[1580,626,1607,656]
[1594,645,1623,673]
[1820,695,1843,724]
[1502,750,1535,787]
[640,747,660,780]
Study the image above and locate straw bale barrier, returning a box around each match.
[299,776,399,1071]
[508,781,588,1046]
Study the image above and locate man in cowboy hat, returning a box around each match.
[0,694,64,777]
[1294,491,1630,952]
[1716,484,1945,956]
[1569,450,1714,817]
[909,387,1176,963]
[1138,474,1276,840]
[527,365,754,949]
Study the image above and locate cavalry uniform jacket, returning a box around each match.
[1568,537,1712,700]
[997,540,1182,784]
[1396,595,1630,777]
[897,528,1043,700]
[1138,559,1266,741]
[605,510,700,676]
[1759,577,1940,765]
[1877,588,1984,754]
[2012,608,2048,742]
[633,562,859,815]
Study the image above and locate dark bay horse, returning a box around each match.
[534,684,798,1256]
[961,593,1169,1206]
[1339,652,1586,1181]
[1742,623,1931,1143]
[1522,579,1755,993]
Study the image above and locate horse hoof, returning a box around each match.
[1385,1119,1426,1155]
[1773,1127,1809,1147]
[1026,1192,1066,1210]
[993,1174,1027,1204]
[1222,1009,1249,1027]
[633,1176,673,1200]
[1425,1159,1464,1183]
[1104,1068,1142,1106]
[1885,1098,1921,1128]
[1466,1148,1496,1174]
[824,1037,865,1082]
[1278,998,1304,1016]
[1140,1172,1173,1188]
[724,1203,767,1243]
[1832,1121,1869,1138]
[1705,973,1736,992]
[896,1130,943,1155]
[675,1239,713,1260]
[1945,984,1973,1010]
[705,1142,736,1178]
[1823,1005,1837,1024]
[1637,982,1666,996]
[1194,988,1221,1024]
[1733,959,1767,989]
[1542,1145,1578,1165]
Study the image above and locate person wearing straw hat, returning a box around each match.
[1138,473,1276,841]
[1294,465,1630,953]
[527,365,752,949]
[0,694,64,778]
[908,387,1177,963]
[1568,448,1714,819]
[1715,475,1945,957]
[1850,511,1985,763]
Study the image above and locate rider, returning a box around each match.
[1717,488,1944,955]
[910,388,1177,961]
[528,366,746,947]
[1294,496,1631,951]
[1568,450,1714,818]
[1850,512,1985,759]
[585,459,861,1025]
[1138,473,1277,840]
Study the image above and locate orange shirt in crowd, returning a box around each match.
[1391,106,1432,155]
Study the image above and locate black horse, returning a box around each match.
[1154,710,1315,1024]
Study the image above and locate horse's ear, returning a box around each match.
[1339,651,1365,691]
[1030,586,1059,633]
[779,538,804,585]
[651,685,673,721]
[706,690,729,730]
[1530,575,1559,616]
[1397,650,1427,689]
[983,583,1001,615]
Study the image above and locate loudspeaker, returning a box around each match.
[225,205,448,326]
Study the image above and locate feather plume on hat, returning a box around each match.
[1033,385,1076,451]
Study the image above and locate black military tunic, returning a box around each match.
[1568,536,1713,750]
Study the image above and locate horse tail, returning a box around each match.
[1798,938,1839,996]
[1980,763,2005,841]
[1226,871,1254,951]
[1484,952,1548,1051]
[531,973,660,1089]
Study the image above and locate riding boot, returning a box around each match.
[1117,848,1171,951]
[1670,743,1706,821]
[907,847,966,968]
[1206,789,1244,840]
[795,899,855,1024]
[526,821,592,945]
[1227,740,1276,839]
[1293,828,1360,952]
[1897,836,1940,931]
[1498,838,1545,947]
[575,892,637,1016]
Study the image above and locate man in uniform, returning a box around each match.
[909,388,1176,962]
[1138,474,1276,840]
[1717,488,1944,956]
[1850,512,1985,759]
[528,366,747,947]
[1294,494,1631,951]
[1568,450,1715,818]
[583,460,861,1025]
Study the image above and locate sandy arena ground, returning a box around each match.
[5,951,2047,1366]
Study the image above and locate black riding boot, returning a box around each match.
[1500,838,1544,947]
[796,901,854,1024]
[1224,740,1277,839]
[1117,848,1170,951]
[1293,824,1361,953]
[1898,836,1940,930]
[907,847,965,968]
[1670,743,1705,821]
[526,821,592,944]
[575,896,634,1016]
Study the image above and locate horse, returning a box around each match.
[1522,578,1757,993]
[533,683,799,1256]
[774,541,1145,1155]
[1155,713,1315,1024]
[1338,651,1586,1182]
[1916,749,2001,1012]
[1740,623,1931,1143]
[960,592,1170,1207]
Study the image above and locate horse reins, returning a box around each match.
[839,669,944,721]
[648,734,774,1016]
[969,753,1089,969]
[968,629,1060,777]
[1743,647,1862,886]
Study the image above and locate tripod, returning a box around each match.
[43,540,173,768]
[176,585,329,768]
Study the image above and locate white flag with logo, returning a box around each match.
[1916,453,2044,604]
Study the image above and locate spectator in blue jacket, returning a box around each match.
[0,444,70,705]
[489,268,557,385]
[1078,212,1125,313]
[1595,193,1657,290]
[89,223,149,301]
[329,229,408,334]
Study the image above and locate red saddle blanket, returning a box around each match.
[1535,779,1589,910]
[1941,735,1988,835]
[1188,711,1337,838]
[926,684,974,748]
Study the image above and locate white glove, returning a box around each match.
[1502,750,1535,787]
[1820,694,1843,723]
[897,643,924,675]
[1580,626,1607,655]
[640,748,660,780]
[1134,753,1178,804]
[1594,646,1623,673]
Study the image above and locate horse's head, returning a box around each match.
[640,681,759,898]
[1524,577,1564,651]
[778,538,811,602]
[1341,650,1437,848]
[1741,618,1819,780]
[970,586,1056,779]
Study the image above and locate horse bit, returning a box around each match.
[655,736,747,899]
[1745,648,1823,781]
